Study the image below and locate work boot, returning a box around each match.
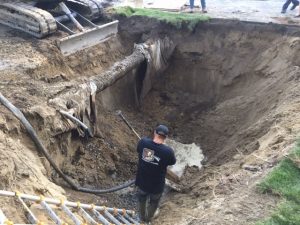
[291,2,299,10]
[281,9,287,13]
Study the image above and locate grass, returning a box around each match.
[256,142,300,225]
[113,6,210,30]
[258,159,300,202]
[257,201,300,225]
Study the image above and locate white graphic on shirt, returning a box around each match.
[142,148,160,165]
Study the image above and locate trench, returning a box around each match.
[1,17,300,224]
[96,19,300,215]
[101,19,300,167]
[64,18,300,211]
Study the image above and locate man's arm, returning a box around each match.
[167,148,176,166]
[136,138,143,153]
[166,149,179,182]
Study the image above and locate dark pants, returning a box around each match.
[137,188,162,223]
[282,0,299,10]
[190,0,206,9]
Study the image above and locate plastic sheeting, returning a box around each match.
[138,37,175,105]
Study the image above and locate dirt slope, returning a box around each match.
[137,21,300,225]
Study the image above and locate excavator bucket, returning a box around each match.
[57,20,118,56]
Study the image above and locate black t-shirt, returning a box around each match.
[135,137,176,194]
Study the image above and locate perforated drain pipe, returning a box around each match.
[0,93,135,194]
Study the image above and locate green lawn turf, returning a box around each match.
[113,6,210,30]
[257,142,300,225]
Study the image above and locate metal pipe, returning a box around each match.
[59,2,84,31]
[59,110,93,138]
[55,12,77,23]
[72,10,97,28]
[0,191,134,215]
[56,20,76,35]
[116,110,141,139]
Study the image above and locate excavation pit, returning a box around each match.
[91,19,300,224]
[104,19,300,166]
[0,17,300,224]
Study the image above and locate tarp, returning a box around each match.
[138,37,175,105]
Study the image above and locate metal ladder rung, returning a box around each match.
[124,214,139,225]
[92,208,110,225]
[61,203,82,225]
[78,207,98,225]
[16,195,38,224]
[117,213,131,225]
[40,200,63,225]
[104,210,122,225]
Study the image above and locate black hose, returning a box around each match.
[0,93,135,194]
[79,179,135,194]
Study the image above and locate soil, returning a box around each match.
[0,15,300,225]
[0,20,139,221]
[135,20,300,225]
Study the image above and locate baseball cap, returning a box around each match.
[155,125,169,137]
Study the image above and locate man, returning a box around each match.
[282,0,299,13]
[135,125,176,224]
[189,0,207,13]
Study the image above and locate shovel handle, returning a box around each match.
[116,110,141,140]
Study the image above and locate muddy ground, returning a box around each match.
[0,16,300,224]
